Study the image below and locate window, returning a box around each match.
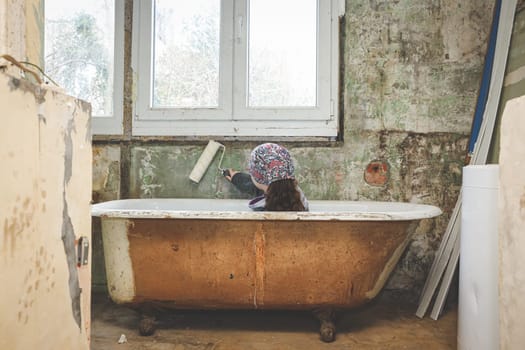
[45,0,124,135]
[133,0,342,137]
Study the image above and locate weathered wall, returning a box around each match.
[0,0,43,67]
[499,95,525,350]
[93,0,497,296]
[92,145,120,290]
[489,1,525,162]
[1,2,93,348]
[495,6,525,346]
[0,0,26,60]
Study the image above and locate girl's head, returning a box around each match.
[248,143,305,211]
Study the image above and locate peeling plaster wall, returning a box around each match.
[0,0,43,65]
[92,145,121,203]
[92,0,497,295]
[344,1,492,134]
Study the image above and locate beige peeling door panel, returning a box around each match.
[0,72,92,350]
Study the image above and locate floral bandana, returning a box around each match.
[249,143,295,186]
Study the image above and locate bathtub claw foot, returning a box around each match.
[320,322,336,342]
[314,308,336,343]
[139,315,156,336]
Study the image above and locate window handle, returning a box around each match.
[236,15,243,43]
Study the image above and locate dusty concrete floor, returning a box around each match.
[91,291,457,350]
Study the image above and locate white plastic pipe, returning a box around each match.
[458,164,499,350]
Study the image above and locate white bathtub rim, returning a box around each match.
[92,198,442,221]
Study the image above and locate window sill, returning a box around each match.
[91,134,342,146]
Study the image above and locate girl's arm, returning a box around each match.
[225,169,263,196]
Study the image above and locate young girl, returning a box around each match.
[225,143,309,211]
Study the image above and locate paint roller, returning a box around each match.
[189,140,227,183]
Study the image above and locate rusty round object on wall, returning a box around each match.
[364,160,389,186]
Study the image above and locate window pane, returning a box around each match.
[45,0,115,117]
[153,0,220,108]
[248,0,317,108]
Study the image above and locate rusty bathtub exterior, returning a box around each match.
[92,199,441,311]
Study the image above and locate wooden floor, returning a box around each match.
[91,291,457,350]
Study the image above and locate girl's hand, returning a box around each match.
[224,169,238,181]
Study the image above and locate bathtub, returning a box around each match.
[92,198,441,341]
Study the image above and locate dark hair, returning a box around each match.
[265,179,306,211]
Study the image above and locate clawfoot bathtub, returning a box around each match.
[92,198,441,342]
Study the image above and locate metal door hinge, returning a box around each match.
[77,236,89,267]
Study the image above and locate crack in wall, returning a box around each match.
[61,116,82,329]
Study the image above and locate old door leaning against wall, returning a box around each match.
[0,71,92,349]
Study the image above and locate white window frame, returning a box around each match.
[92,0,125,135]
[131,0,342,137]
